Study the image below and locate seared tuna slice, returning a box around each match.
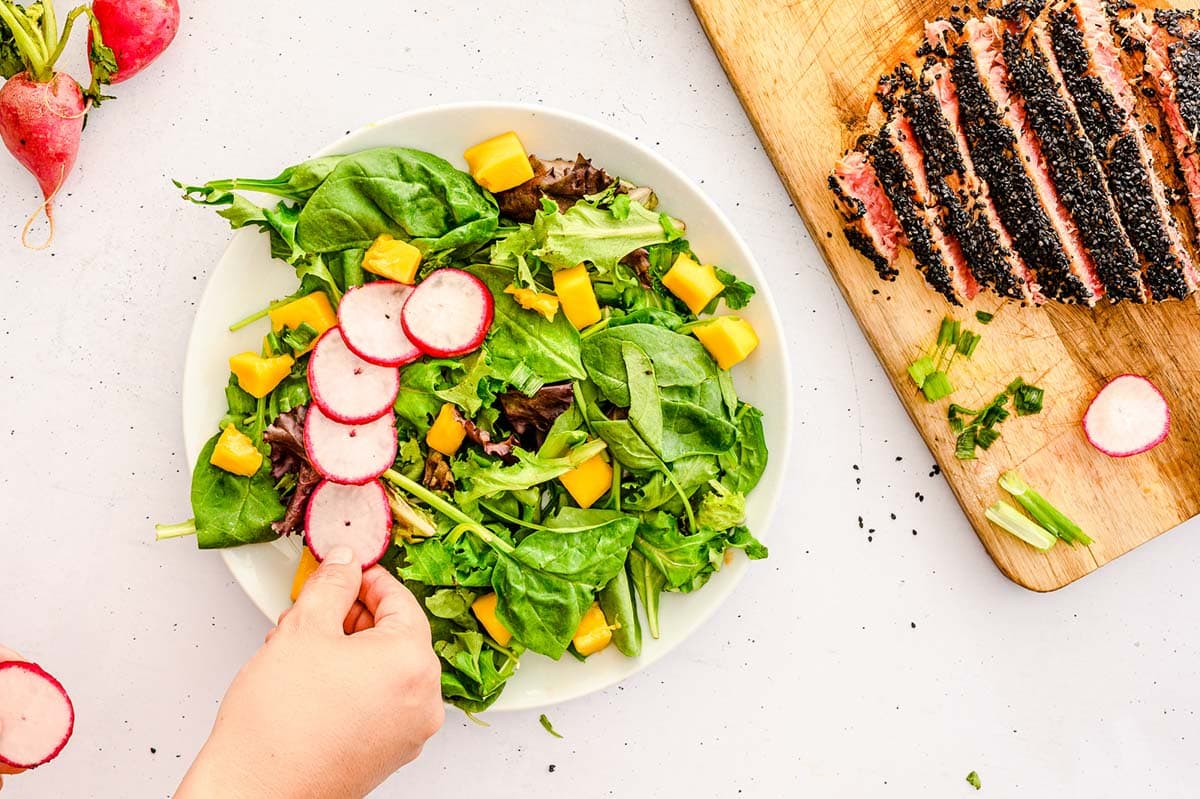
[915,58,1041,302]
[1002,14,1147,302]
[830,151,904,280]
[951,17,1101,304]
[868,115,980,305]
[1047,0,1197,300]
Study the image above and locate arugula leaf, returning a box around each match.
[190,434,285,549]
[710,266,756,311]
[297,148,498,256]
[399,538,457,585]
[534,200,677,273]
[490,225,541,288]
[471,265,586,383]
[453,439,608,504]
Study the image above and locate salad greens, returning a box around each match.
[165,143,769,712]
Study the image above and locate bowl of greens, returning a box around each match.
[168,102,791,712]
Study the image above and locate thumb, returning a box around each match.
[289,546,363,633]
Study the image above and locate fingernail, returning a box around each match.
[325,546,354,565]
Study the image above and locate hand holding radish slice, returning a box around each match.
[402,268,494,357]
[1083,374,1170,457]
[304,404,398,485]
[0,660,74,769]
[338,281,422,366]
[89,0,179,84]
[304,480,393,569]
[307,328,400,424]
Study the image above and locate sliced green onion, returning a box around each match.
[975,311,994,325]
[998,471,1091,546]
[922,371,954,402]
[1013,384,1044,416]
[985,500,1057,551]
[908,356,937,388]
[956,330,981,358]
[955,428,978,460]
[975,427,1000,450]
[936,316,960,349]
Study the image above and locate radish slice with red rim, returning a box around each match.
[338,281,422,367]
[401,268,494,357]
[304,479,392,569]
[1083,374,1170,458]
[0,661,74,769]
[304,404,397,485]
[307,327,399,424]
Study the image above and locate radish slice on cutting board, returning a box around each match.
[305,404,397,485]
[308,328,400,424]
[402,268,494,357]
[0,661,74,769]
[304,479,392,569]
[1083,374,1170,457]
[338,282,422,367]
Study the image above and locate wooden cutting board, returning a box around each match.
[692,0,1200,590]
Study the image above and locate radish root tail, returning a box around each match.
[21,166,65,251]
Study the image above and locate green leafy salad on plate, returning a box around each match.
[159,130,769,712]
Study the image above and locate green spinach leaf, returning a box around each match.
[191,434,285,549]
[717,403,768,493]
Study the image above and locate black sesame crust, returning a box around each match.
[828,173,901,281]
[903,85,1028,298]
[1048,6,1194,300]
[866,130,961,304]
[1168,37,1200,151]
[1002,26,1146,302]
[950,38,1091,302]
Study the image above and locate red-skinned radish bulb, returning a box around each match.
[0,2,117,248]
[89,0,180,84]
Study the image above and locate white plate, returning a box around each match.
[182,102,793,711]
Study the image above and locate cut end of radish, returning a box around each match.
[1083,374,1170,458]
[308,327,400,424]
[338,282,422,367]
[304,404,398,485]
[401,268,493,358]
[0,661,74,769]
[304,479,393,569]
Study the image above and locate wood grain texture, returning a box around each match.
[692,0,1200,590]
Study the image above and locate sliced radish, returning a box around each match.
[1083,374,1170,458]
[338,282,423,367]
[304,479,392,569]
[0,661,74,769]
[304,404,398,485]
[308,327,400,424]
[401,268,494,357]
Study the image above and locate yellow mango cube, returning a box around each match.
[290,547,320,601]
[559,452,613,509]
[463,131,535,193]
[572,603,613,656]
[229,352,295,398]
[426,403,467,456]
[552,264,602,330]
[268,293,338,349]
[504,284,560,321]
[471,592,513,647]
[662,254,725,315]
[362,234,422,284]
[692,317,760,370]
[210,424,263,476]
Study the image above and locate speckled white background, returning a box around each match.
[2,1,1198,797]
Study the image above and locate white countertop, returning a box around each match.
[2,1,1198,796]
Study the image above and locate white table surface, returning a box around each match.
[2,1,1198,796]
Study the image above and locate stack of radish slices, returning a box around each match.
[303,270,493,569]
[0,661,74,771]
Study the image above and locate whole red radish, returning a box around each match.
[90,0,180,83]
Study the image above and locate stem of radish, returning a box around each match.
[0,2,48,78]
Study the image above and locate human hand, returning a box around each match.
[0,648,28,793]
[176,547,444,799]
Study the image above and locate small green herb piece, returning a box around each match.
[956,330,981,359]
[966,770,982,790]
[998,471,1091,546]
[539,713,564,739]
[1012,384,1044,416]
[281,322,320,354]
[975,310,994,324]
[922,371,955,402]
[985,500,1056,551]
[908,356,937,389]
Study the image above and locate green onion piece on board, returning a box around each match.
[998,471,1092,546]
[975,311,994,324]
[908,356,937,388]
[922,371,955,402]
[985,500,1057,551]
